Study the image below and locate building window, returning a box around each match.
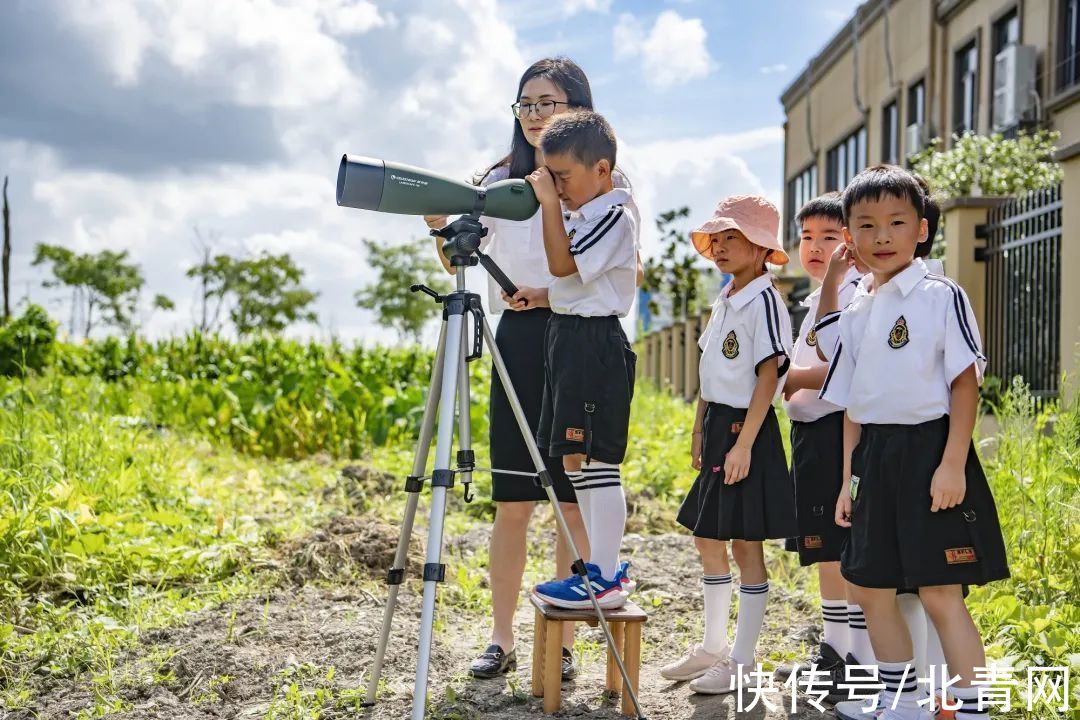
[882,101,899,165]
[907,80,926,127]
[826,126,866,191]
[785,163,817,248]
[993,8,1019,55]
[954,40,979,134]
[1060,0,1080,92]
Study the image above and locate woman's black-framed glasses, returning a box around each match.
[510,100,570,119]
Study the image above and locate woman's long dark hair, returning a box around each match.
[480,57,594,183]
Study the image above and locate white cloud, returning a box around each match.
[612,10,714,88]
[562,0,613,15]
[759,63,788,75]
[4,0,784,345]
[57,0,383,108]
[620,127,784,253]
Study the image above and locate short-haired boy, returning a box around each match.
[778,192,864,699]
[526,111,638,609]
[817,165,1009,720]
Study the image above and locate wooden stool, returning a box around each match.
[529,595,647,716]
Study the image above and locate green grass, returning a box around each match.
[0,374,338,710]
[2,337,1077,717]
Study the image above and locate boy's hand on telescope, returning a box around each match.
[501,286,549,310]
[424,215,449,230]
[526,167,559,207]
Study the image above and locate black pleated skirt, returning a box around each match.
[842,417,1009,589]
[677,402,797,540]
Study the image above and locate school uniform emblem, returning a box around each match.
[888,316,910,349]
[806,328,818,347]
[722,330,739,359]
[803,535,823,549]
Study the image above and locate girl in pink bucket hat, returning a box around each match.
[660,195,798,695]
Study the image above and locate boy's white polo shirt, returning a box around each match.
[477,168,636,314]
[818,258,986,425]
[699,273,792,408]
[784,266,862,422]
[549,186,638,317]
[815,258,945,361]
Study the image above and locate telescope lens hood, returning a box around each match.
[337,155,386,210]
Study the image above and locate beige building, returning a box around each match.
[781,0,1080,249]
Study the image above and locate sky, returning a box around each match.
[0,0,862,344]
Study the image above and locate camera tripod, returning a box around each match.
[362,213,646,720]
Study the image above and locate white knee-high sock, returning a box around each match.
[731,581,769,667]
[897,594,928,681]
[821,599,849,655]
[847,603,876,665]
[879,660,923,718]
[926,617,947,684]
[951,685,989,720]
[579,462,625,579]
[702,574,733,654]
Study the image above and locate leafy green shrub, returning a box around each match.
[971,377,1079,712]
[0,305,57,377]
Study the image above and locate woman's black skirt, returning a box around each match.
[490,308,575,503]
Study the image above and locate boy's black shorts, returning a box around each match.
[842,416,1010,589]
[789,411,848,566]
[536,314,636,464]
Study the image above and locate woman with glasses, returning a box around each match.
[427,56,636,683]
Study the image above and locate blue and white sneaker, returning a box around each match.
[616,560,636,594]
[533,562,627,609]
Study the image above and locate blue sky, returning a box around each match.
[0,0,860,342]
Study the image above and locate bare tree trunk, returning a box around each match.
[85,296,95,338]
[2,176,10,321]
[70,287,78,336]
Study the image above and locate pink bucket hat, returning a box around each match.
[691,195,789,266]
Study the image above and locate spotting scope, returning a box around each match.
[336,155,538,220]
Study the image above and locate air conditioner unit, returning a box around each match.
[905,123,924,155]
[993,44,1038,130]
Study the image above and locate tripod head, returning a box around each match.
[430,212,521,299]
[432,214,484,267]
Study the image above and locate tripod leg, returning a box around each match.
[480,317,648,720]
[456,322,473,489]
[364,322,448,706]
[411,305,467,720]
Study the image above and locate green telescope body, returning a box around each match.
[336,155,539,221]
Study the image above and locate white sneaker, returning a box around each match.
[834,699,935,720]
[659,644,728,681]
[688,656,756,695]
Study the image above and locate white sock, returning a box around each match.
[821,599,848,655]
[926,618,947,692]
[579,462,625,579]
[951,685,989,720]
[731,581,769,667]
[897,594,928,682]
[879,660,922,717]
[847,603,876,665]
[702,574,733,654]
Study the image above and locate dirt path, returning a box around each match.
[16,519,835,720]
